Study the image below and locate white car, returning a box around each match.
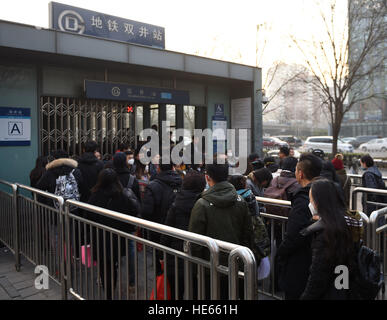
[359,138,387,152]
[301,136,354,153]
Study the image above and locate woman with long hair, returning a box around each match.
[86,168,139,299]
[30,156,48,188]
[300,178,362,300]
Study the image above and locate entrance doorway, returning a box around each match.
[39,96,135,156]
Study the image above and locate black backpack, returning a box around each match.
[354,240,385,300]
[123,175,141,216]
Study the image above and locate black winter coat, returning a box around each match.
[115,167,141,202]
[276,183,313,299]
[160,188,201,299]
[87,188,139,261]
[78,152,104,202]
[160,189,201,252]
[300,219,357,300]
[141,170,182,243]
[35,158,84,207]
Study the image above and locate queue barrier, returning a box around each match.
[0,181,256,300]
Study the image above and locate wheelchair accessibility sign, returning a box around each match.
[0,107,31,146]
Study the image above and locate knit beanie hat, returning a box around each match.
[332,157,344,170]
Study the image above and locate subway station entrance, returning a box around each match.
[39,96,207,156]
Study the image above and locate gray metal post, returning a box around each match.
[12,184,21,271]
[253,68,263,158]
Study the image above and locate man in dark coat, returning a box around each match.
[188,162,254,299]
[141,158,182,244]
[160,171,206,300]
[276,153,322,300]
[78,140,104,202]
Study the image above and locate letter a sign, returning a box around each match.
[0,107,31,146]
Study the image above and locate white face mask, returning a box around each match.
[128,158,135,166]
[308,202,318,216]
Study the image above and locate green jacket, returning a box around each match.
[188,181,254,265]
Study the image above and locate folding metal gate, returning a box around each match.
[39,96,135,156]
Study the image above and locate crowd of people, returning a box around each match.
[28,141,386,300]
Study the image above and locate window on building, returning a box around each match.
[184,105,195,140]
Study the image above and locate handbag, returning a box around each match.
[149,261,171,300]
[81,244,97,268]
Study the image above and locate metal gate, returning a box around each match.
[39,97,135,156]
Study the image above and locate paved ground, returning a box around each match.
[0,247,62,300]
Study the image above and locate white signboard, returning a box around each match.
[0,107,31,146]
[212,120,227,141]
[231,97,251,129]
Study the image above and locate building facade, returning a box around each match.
[0,19,262,186]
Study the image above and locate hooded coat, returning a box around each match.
[189,181,254,264]
[188,181,254,299]
[112,152,141,201]
[36,158,84,207]
[77,152,104,202]
[362,166,385,215]
[141,170,182,243]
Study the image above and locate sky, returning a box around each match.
[0,0,347,70]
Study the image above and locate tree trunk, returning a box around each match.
[332,102,344,157]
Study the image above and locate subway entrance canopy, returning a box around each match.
[0,3,263,186]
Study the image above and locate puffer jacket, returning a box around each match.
[36,158,84,207]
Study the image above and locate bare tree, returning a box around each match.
[291,0,387,155]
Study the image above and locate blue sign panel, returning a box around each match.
[0,107,31,146]
[214,104,224,116]
[49,2,165,49]
[85,80,190,105]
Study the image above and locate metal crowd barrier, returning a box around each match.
[63,199,256,300]
[15,184,66,298]
[369,206,387,300]
[348,174,387,188]
[351,187,387,213]
[0,180,17,257]
[0,180,257,300]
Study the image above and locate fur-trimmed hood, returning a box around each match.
[46,158,78,170]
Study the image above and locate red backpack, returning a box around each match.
[263,177,298,217]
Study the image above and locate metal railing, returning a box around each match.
[15,184,66,298]
[351,187,387,213]
[348,174,387,188]
[0,180,17,259]
[0,181,258,300]
[63,199,257,300]
[369,207,387,300]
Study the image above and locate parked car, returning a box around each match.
[353,135,379,149]
[341,137,357,145]
[274,135,303,148]
[263,137,289,148]
[267,149,301,159]
[301,136,354,153]
[359,138,387,152]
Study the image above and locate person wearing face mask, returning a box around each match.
[113,152,141,202]
[299,179,364,300]
[276,153,322,300]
